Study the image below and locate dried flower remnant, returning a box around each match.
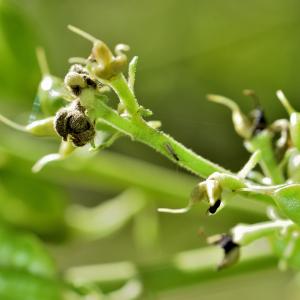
[243,89,268,136]
[208,234,240,270]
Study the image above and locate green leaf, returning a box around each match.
[0,0,39,100]
[0,268,62,300]
[0,225,62,299]
[0,225,56,278]
[30,76,68,123]
[0,168,67,236]
[270,233,300,270]
[273,184,300,225]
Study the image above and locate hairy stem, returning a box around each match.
[109,74,140,117]
[90,99,227,178]
[0,130,271,215]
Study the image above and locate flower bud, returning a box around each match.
[91,42,129,80]
[68,25,129,80]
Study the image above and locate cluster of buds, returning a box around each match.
[0,35,124,172]
[68,25,129,81]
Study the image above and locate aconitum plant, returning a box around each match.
[2,25,300,278]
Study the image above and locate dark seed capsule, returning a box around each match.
[54,110,69,141]
[54,100,95,147]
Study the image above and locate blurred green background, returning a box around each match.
[0,0,300,299]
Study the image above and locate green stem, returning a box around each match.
[0,130,271,215]
[245,131,284,184]
[91,100,227,178]
[107,75,229,180]
[232,220,294,245]
[109,74,140,117]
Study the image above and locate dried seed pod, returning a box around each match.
[54,100,95,147]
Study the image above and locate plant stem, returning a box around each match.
[109,74,140,117]
[245,131,284,184]
[0,131,270,216]
[91,99,227,179]
[232,220,294,245]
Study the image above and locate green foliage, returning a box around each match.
[274,185,300,226]
[0,0,38,101]
[0,153,67,236]
[0,269,61,300]
[0,226,62,300]
[271,232,300,270]
[0,225,56,277]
